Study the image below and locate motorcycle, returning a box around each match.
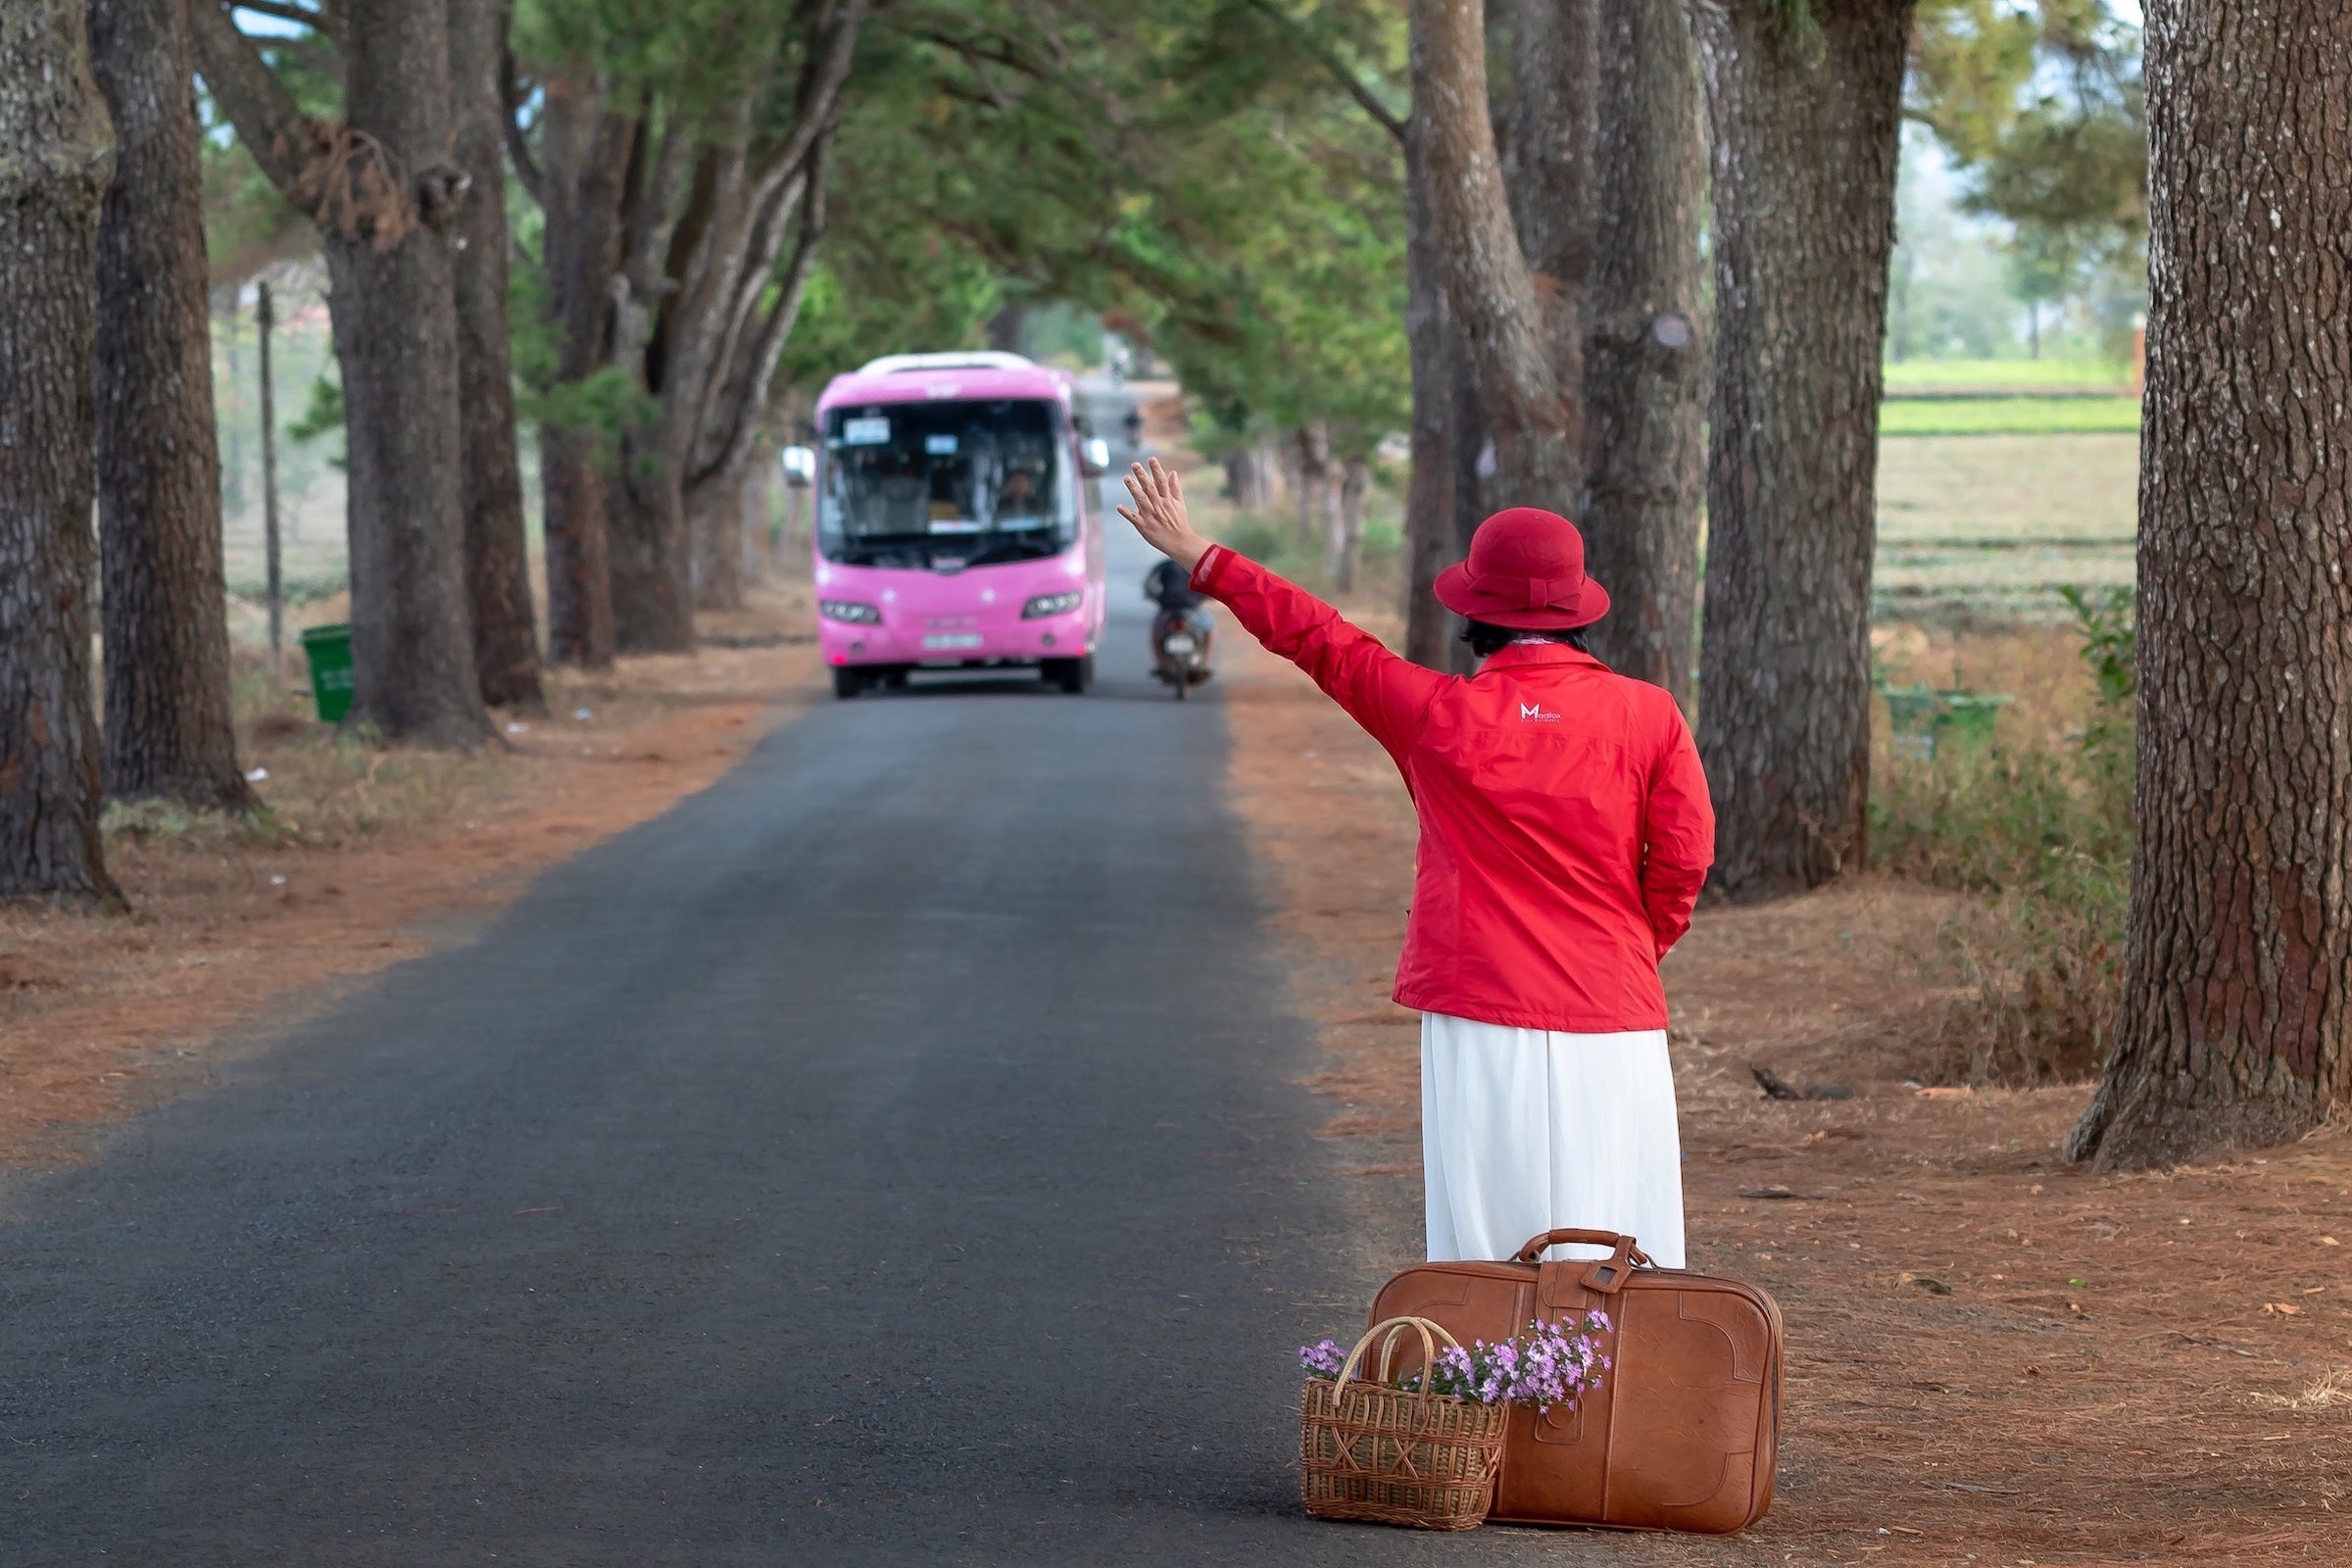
[1152,608,1213,701]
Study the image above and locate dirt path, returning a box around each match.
[0,591,825,1170]
[1218,620,2351,1566]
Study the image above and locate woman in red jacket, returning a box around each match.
[1120,461,1714,1267]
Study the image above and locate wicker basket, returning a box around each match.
[1299,1315,1508,1530]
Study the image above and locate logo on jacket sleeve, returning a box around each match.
[1518,701,1561,723]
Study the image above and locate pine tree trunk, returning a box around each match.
[90,0,254,811]
[603,0,865,659]
[326,1,489,746]
[541,423,614,664]
[1691,0,1911,900]
[741,452,773,585]
[1580,0,1705,710]
[609,454,696,653]
[188,0,489,748]
[1333,455,1369,593]
[447,0,542,711]
[0,0,122,905]
[2066,0,2352,1168]
[691,466,746,611]
[1254,433,1286,507]
[1401,118,1457,667]
[1499,0,1595,494]
[1446,333,1491,674]
[1222,449,1255,510]
[987,300,1025,355]
[534,81,630,670]
[1295,421,1332,546]
[1408,0,1576,511]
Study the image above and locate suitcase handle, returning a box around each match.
[1512,1228,1653,1264]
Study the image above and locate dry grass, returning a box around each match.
[1876,433,2137,621]
[2252,1367,2352,1413]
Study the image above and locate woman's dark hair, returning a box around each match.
[1461,619,1592,660]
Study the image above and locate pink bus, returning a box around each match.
[805,352,1109,699]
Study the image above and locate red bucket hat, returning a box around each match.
[1432,507,1610,630]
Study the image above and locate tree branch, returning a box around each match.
[230,0,335,38]
[749,0,870,192]
[691,141,829,493]
[190,2,327,209]
[500,48,552,210]
[1244,0,1408,144]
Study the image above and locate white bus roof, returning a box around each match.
[854,351,1042,376]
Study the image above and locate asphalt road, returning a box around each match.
[0,404,1585,1564]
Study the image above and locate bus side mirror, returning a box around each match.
[1080,437,1111,476]
[781,446,816,487]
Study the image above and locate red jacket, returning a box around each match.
[1195,546,1714,1033]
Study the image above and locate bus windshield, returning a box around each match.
[818,399,1077,569]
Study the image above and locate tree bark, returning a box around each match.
[1580,0,1705,710]
[740,450,774,585]
[987,300,1025,355]
[1499,0,1595,495]
[1402,116,1460,667]
[1445,331,1492,674]
[328,1,487,744]
[1691,0,1912,900]
[90,0,255,811]
[1294,420,1333,546]
[690,474,746,611]
[609,2,863,654]
[606,126,708,654]
[1331,454,1370,592]
[527,78,630,669]
[2066,0,2352,1168]
[447,0,542,710]
[189,0,489,748]
[1408,0,1576,513]
[684,153,826,612]
[0,0,122,904]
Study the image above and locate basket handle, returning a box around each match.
[1332,1315,1465,1409]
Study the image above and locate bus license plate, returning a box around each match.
[921,633,984,650]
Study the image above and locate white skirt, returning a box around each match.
[1420,1012,1686,1268]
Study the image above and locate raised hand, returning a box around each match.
[1116,458,1211,571]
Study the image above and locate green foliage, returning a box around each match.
[2058,584,2135,706]
[286,372,345,468]
[766,0,1407,457]
[503,192,662,443]
[1910,0,2147,347]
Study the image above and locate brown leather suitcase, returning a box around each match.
[1368,1228,1781,1533]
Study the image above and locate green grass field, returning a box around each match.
[1882,358,2133,394]
[1878,396,2141,436]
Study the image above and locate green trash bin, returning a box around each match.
[1883,684,2011,761]
[300,622,356,723]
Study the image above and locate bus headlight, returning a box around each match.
[1022,591,1084,619]
[818,599,882,625]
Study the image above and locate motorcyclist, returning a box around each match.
[1145,556,1215,673]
